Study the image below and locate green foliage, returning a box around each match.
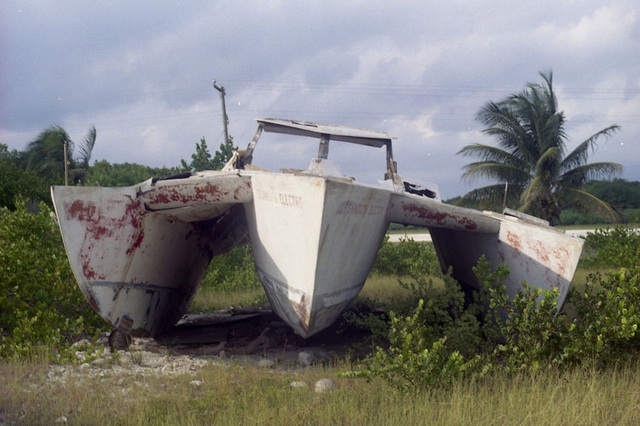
[348,302,480,392]
[0,200,105,361]
[0,144,49,209]
[86,160,178,187]
[583,179,640,210]
[199,244,261,292]
[476,264,568,372]
[371,237,435,276]
[581,227,640,268]
[25,125,71,184]
[212,135,237,170]
[564,268,640,365]
[351,235,640,391]
[457,71,621,223]
[180,136,238,172]
[476,260,640,372]
[399,269,486,359]
[181,137,216,172]
[25,125,98,186]
[627,208,640,223]
[558,209,608,225]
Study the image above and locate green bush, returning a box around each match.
[0,200,105,361]
[371,237,436,276]
[562,268,640,365]
[351,249,640,391]
[199,244,261,292]
[475,259,570,372]
[581,227,640,268]
[558,209,608,225]
[344,300,481,392]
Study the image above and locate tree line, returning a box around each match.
[0,128,236,210]
[2,71,638,223]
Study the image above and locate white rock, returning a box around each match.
[72,339,90,348]
[258,358,275,369]
[297,351,314,366]
[290,381,309,389]
[55,415,68,424]
[190,380,203,387]
[314,378,336,393]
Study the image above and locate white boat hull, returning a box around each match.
[245,173,390,337]
[51,173,251,337]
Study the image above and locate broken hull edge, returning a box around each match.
[258,268,365,338]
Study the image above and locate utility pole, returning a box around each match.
[213,80,229,145]
[63,140,69,186]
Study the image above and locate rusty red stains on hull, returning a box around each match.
[194,182,227,200]
[68,199,99,221]
[150,183,231,205]
[124,198,143,228]
[505,231,522,251]
[126,230,145,255]
[233,181,252,200]
[67,200,116,240]
[82,260,97,279]
[531,240,550,262]
[402,203,478,230]
[66,197,146,277]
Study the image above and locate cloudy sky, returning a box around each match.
[2,0,639,198]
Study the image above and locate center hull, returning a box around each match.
[245,173,390,337]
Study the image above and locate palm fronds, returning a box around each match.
[457,71,622,223]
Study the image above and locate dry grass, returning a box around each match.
[4,267,635,424]
[2,359,640,425]
[189,287,266,313]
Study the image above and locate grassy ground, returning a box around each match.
[2,357,640,425]
[2,266,633,425]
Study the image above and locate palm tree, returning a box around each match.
[25,126,72,183]
[70,126,97,185]
[457,71,622,223]
[25,125,96,185]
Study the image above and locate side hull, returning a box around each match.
[51,185,247,337]
[245,174,390,337]
[428,217,584,308]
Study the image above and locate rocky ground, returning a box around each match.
[45,306,378,393]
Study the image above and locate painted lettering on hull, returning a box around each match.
[336,201,384,216]
[255,189,304,208]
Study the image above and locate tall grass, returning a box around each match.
[2,359,639,424]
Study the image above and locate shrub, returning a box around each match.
[199,244,261,292]
[351,252,640,391]
[562,268,640,365]
[475,259,570,372]
[344,300,481,392]
[371,237,435,276]
[0,200,105,361]
[351,237,486,357]
[581,227,640,268]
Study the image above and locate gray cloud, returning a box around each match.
[2,0,638,198]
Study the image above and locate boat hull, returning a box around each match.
[245,173,390,337]
[51,174,251,337]
[388,193,584,308]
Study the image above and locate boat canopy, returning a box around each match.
[257,118,394,148]
[243,118,398,178]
